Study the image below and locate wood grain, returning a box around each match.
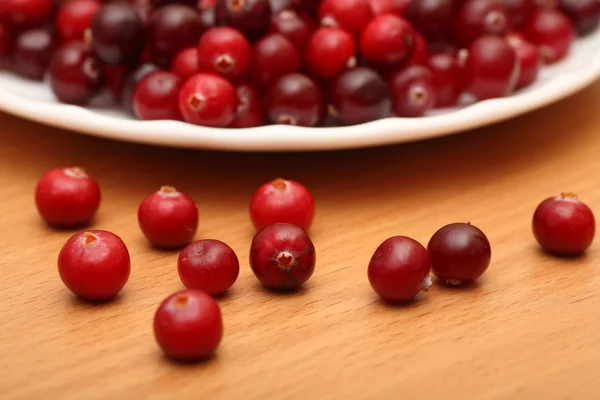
[2,81,600,400]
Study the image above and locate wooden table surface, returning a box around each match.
[2,81,600,400]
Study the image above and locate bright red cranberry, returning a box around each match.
[368,236,432,303]
[388,65,436,118]
[91,3,145,65]
[55,0,101,42]
[133,71,183,121]
[250,223,316,291]
[0,0,53,31]
[121,62,159,114]
[0,23,12,68]
[370,0,410,16]
[170,47,199,80]
[305,28,356,81]
[13,28,54,80]
[229,83,264,128]
[455,0,513,46]
[178,239,240,295]
[560,0,599,35]
[464,35,518,101]
[533,193,595,256]
[270,10,315,52]
[197,27,252,82]
[504,0,533,27]
[360,14,415,71]
[178,73,238,127]
[404,0,455,41]
[407,31,429,65]
[35,166,100,228]
[251,33,300,87]
[506,32,540,89]
[154,290,223,361]
[58,230,130,301]
[318,0,373,38]
[138,186,198,249]
[523,9,575,63]
[216,0,272,40]
[330,67,391,125]
[264,73,324,126]
[428,222,491,286]
[427,51,464,108]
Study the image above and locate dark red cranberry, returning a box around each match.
[250,223,316,291]
[404,0,455,41]
[269,0,302,13]
[120,62,159,114]
[264,73,324,126]
[533,193,595,256]
[270,10,315,52]
[152,0,198,7]
[560,0,599,35]
[428,222,491,286]
[523,9,575,63]
[427,51,464,107]
[251,33,300,87]
[229,83,264,128]
[504,0,533,27]
[360,14,415,71]
[198,0,217,29]
[216,0,272,40]
[91,2,145,65]
[305,28,356,81]
[330,67,391,125]
[0,23,12,68]
[104,64,126,99]
[370,0,410,16]
[133,71,183,121]
[463,35,518,101]
[318,0,373,38]
[197,27,252,82]
[35,166,101,228]
[506,32,540,89]
[178,239,240,295]
[455,0,513,46]
[388,65,436,118]
[178,73,238,127]
[170,47,199,80]
[368,236,432,303]
[0,0,53,31]
[13,28,54,80]
[55,0,101,42]
[407,31,429,65]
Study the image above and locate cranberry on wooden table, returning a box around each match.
[133,71,183,121]
[178,73,238,127]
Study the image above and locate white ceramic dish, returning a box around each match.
[1,29,600,152]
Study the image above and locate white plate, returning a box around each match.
[1,30,600,152]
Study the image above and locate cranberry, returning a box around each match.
[368,236,431,303]
[138,186,198,249]
[404,0,455,41]
[251,33,300,87]
[269,0,302,13]
[329,67,391,125]
[360,14,415,71]
[152,0,199,8]
[229,83,264,128]
[506,32,540,89]
[504,0,533,27]
[428,222,491,286]
[318,0,373,38]
[178,73,238,127]
[370,0,410,16]
[388,65,436,118]
[305,28,356,81]
[455,0,512,46]
[178,239,240,295]
[270,10,315,52]
[250,223,316,291]
[170,47,199,80]
[264,73,324,126]
[133,71,183,121]
[407,31,429,65]
[154,290,223,361]
[560,0,599,35]
[0,0,53,31]
[91,2,145,65]
[523,9,575,63]
[104,64,126,99]
[13,28,54,80]
[427,51,464,108]
[216,0,272,40]
[533,193,595,256]
[197,27,252,82]
[120,62,159,114]
[55,0,101,42]
[198,0,217,29]
[0,23,12,68]
[532,0,559,8]
[463,35,518,101]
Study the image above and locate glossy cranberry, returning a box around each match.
[427,51,464,107]
[428,222,492,286]
[55,0,101,42]
[270,10,315,52]
[120,62,159,114]
[305,28,356,81]
[330,67,391,125]
[560,0,599,35]
[229,83,264,128]
[506,32,540,89]
[133,71,182,121]
[0,23,12,68]
[388,65,436,118]
[251,33,300,87]
[0,0,53,31]
[533,193,595,256]
[13,28,54,80]
[178,239,240,295]
[318,0,373,38]
[250,223,316,291]
[504,0,533,27]
[91,2,145,65]
[407,31,429,65]
[170,47,199,80]
[368,236,432,303]
[455,0,512,46]
[370,0,410,16]
[154,290,223,361]
[360,14,415,71]
[35,166,101,228]
[198,27,252,82]
[523,9,575,63]
[216,0,272,40]
[178,73,238,127]
[264,73,324,126]
[463,35,518,101]
[404,0,455,41]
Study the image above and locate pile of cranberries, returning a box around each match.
[1,0,599,128]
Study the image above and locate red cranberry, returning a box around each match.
[35,166,101,228]
[178,73,238,127]
[250,223,316,291]
[216,0,272,40]
[178,239,240,295]
[404,0,455,41]
[0,23,13,68]
[197,27,252,82]
[133,71,183,121]
[427,51,464,107]
[533,193,595,256]
[407,31,429,65]
[560,0,599,35]
[13,28,54,80]
[138,186,198,249]
[428,222,492,286]
[55,0,101,42]
[318,0,373,38]
[455,0,512,47]
[0,0,53,31]
[305,28,356,81]
[264,73,324,126]
[104,65,125,99]
[370,0,410,16]
[388,65,436,118]
[270,10,315,52]
[58,230,130,301]
[506,32,540,89]
[154,290,223,361]
[170,47,199,80]
[229,83,264,128]
[120,62,159,114]
[91,2,145,65]
[368,236,432,303]
[532,0,559,8]
[360,14,415,71]
[504,0,533,27]
[152,0,199,7]
[251,33,300,87]
[463,35,518,101]
[523,9,575,63]
[329,67,391,125]
[198,0,217,28]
